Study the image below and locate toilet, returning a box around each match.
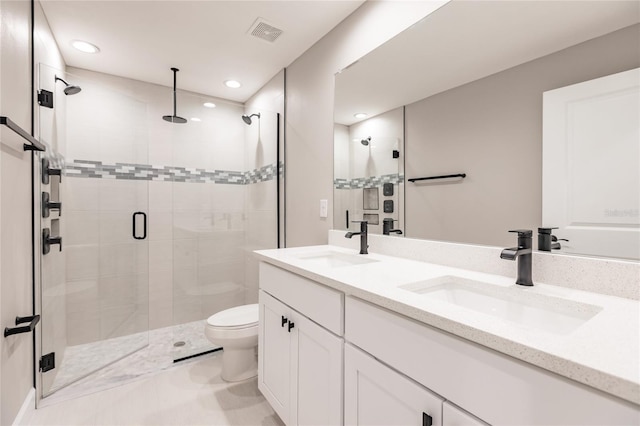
[204,304,259,382]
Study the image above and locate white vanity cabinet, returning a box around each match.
[258,259,639,426]
[345,343,443,426]
[346,296,639,426]
[258,263,344,426]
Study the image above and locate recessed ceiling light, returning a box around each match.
[71,40,100,54]
[224,80,241,89]
[190,117,201,122]
[354,113,368,119]
[203,102,216,108]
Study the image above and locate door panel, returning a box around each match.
[543,68,640,260]
[345,343,443,426]
[258,290,291,424]
[294,311,343,426]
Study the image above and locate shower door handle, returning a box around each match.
[132,212,147,240]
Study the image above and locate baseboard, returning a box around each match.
[12,388,35,426]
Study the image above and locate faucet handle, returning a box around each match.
[509,229,532,237]
[537,227,558,235]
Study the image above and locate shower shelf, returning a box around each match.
[4,315,41,338]
[0,116,46,152]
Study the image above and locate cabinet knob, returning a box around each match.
[288,321,295,332]
[422,412,432,426]
[281,316,288,327]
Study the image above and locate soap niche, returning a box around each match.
[50,174,60,201]
[51,218,60,236]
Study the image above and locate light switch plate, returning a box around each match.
[320,199,328,218]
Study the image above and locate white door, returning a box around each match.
[292,311,343,426]
[258,291,291,424]
[542,68,640,260]
[345,343,443,426]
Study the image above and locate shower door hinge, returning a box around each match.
[39,352,55,372]
[37,90,54,109]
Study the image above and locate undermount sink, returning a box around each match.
[294,251,379,268]
[400,276,602,335]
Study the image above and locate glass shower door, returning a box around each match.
[38,65,150,398]
[169,100,280,361]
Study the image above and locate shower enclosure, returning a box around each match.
[36,64,280,400]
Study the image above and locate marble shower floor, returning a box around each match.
[44,320,217,406]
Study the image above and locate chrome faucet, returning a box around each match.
[500,229,533,286]
[345,221,369,254]
[382,218,403,236]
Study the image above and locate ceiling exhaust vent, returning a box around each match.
[248,18,283,43]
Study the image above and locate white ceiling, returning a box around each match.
[335,0,640,126]
[40,0,364,103]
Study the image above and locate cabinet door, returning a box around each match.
[345,343,443,426]
[442,402,488,426]
[259,290,292,425]
[292,311,343,426]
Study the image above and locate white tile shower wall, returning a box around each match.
[62,66,257,338]
[242,118,278,300]
[243,71,284,303]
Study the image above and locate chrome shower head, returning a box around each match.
[361,137,371,146]
[242,113,260,125]
[55,76,82,95]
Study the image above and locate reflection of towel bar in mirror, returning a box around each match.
[408,173,466,183]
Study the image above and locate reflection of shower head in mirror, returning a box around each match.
[361,137,371,146]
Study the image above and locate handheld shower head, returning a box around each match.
[242,113,260,125]
[361,137,371,146]
[55,76,82,95]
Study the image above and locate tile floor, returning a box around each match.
[47,320,215,402]
[23,352,283,426]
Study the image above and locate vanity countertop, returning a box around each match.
[254,245,640,406]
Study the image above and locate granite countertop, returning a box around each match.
[254,245,640,406]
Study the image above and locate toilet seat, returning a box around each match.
[207,304,258,329]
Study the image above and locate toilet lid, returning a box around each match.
[207,304,259,328]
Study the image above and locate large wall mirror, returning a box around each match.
[334,0,639,260]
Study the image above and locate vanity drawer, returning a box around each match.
[259,262,344,335]
[345,296,639,426]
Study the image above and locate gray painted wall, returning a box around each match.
[405,24,640,248]
[284,1,443,247]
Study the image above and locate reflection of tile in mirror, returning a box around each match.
[384,200,394,213]
[383,183,394,196]
[363,187,379,210]
[363,213,379,225]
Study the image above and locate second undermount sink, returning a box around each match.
[399,276,602,335]
[293,251,379,268]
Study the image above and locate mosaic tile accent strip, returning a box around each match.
[65,159,283,185]
[334,173,404,189]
